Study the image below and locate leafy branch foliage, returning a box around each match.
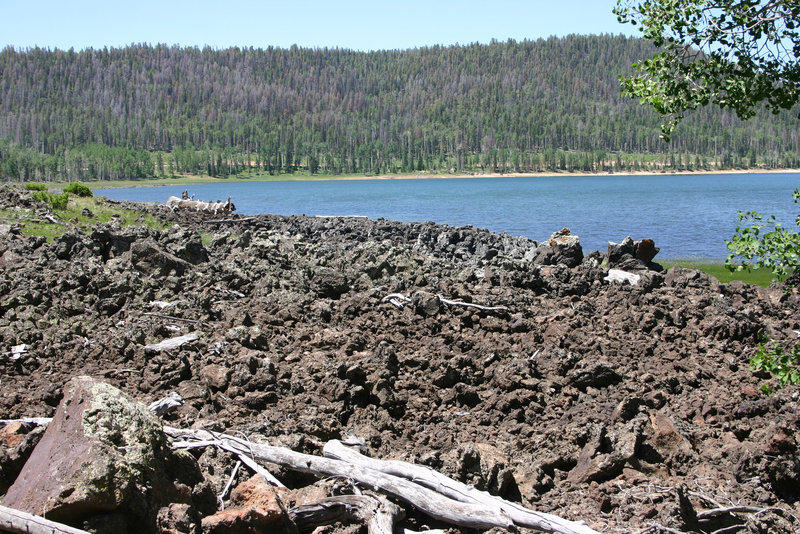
[751,334,800,394]
[725,188,800,278]
[614,1,800,140]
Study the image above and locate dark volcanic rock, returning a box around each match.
[2,376,212,533]
[1,185,799,534]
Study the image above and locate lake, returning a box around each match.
[95,172,800,260]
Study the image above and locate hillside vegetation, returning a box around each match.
[1,36,799,181]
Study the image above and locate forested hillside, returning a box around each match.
[1,35,799,181]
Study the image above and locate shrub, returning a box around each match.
[24,183,48,191]
[63,181,93,197]
[33,191,70,210]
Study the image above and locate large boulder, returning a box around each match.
[2,376,213,533]
[129,240,190,277]
[606,236,662,271]
[531,228,583,268]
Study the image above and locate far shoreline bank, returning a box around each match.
[73,166,800,189]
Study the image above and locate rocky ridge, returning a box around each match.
[0,185,799,533]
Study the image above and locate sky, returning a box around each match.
[1,0,637,52]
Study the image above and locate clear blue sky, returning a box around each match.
[1,0,636,52]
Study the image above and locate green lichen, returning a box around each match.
[81,381,165,487]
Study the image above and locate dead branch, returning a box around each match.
[140,312,204,325]
[382,293,412,309]
[165,426,515,531]
[288,494,402,534]
[219,460,241,509]
[207,216,257,224]
[100,368,142,377]
[144,333,199,353]
[435,294,508,312]
[0,504,91,534]
[323,439,597,534]
[696,505,766,519]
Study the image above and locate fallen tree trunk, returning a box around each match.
[1,418,598,533]
[0,504,91,534]
[166,427,600,533]
[323,439,597,534]
[288,494,402,534]
[166,426,515,531]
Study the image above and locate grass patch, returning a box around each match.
[661,260,778,287]
[7,194,169,242]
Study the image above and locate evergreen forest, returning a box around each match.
[1,35,799,182]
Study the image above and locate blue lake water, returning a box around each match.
[95,172,800,260]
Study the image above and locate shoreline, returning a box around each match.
[78,166,800,189]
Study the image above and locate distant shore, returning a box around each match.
[70,166,800,189]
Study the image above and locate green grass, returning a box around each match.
[661,260,778,287]
[3,194,169,242]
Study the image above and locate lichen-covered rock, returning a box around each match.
[2,376,212,533]
[531,228,584,268]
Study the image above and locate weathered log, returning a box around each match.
[288,494,402,534]
[0,504,91,534]
[165,427,515,531]
[143,332,199,353]
[323,440,598,534]
[3,418,597,533]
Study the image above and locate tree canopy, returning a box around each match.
[614,0,800,140]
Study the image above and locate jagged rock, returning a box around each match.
[2,376,213,533]
[607,236,662,271]
[310,267,350,299]
[158,503,202,534]
[532,228,583,268]
[447,442,518,498]
[635,238,659,263]
[201,475,293,534]
[566,360,622,390]
[129,240,190,277]
[0,421,45,494]
[567,418,644,484]
[646,410,696,471]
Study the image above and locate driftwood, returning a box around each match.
[143,333,199,353]
[0,504,91,534]
[166,427,600,533]
[323,440,597,534]
[382,293,412,309]
[604,269,641,286]
[382,292,508,313]
[166,427,515,531]
[288,494,403,534]
[207,216,258,224]
[147,391,184,416]
[436,294,508,312]
[141,312,204,325]
[166,196,235,215]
